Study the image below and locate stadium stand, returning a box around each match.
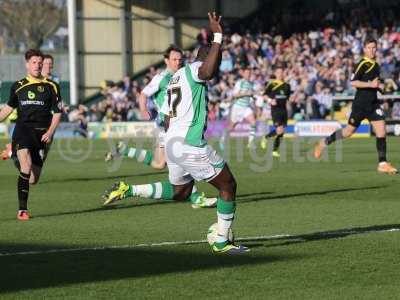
[67,3,400,124]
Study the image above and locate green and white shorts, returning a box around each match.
[230,104,254,123]
[165,141,225,185]
[154,123,166,148]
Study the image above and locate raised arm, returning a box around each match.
[198,12,223,80]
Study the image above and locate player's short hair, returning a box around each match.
[274,64,285,71]
[164,44,183,59]
[43,54,54,62]
[242,66,252,71]
[25,49,44,61]
[364,37,377,46]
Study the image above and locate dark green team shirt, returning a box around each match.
[265,80,291,110]
[351,57,380,111]
[7,76,62,127]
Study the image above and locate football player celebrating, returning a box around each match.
[103,12,249,254]
[104,45,216,209]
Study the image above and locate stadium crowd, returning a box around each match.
[68,6,400,124]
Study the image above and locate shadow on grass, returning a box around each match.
[237,185,386,204]
[39,171,168,184]
[0,200,189,222]
[0,243,301,294]
[237,192,273,198]
[31,200,183,219]
[2,186,385,221]
[339,169,381,173]
[242,223,400,249]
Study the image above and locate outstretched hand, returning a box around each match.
[208,12,222,33]
[197,12,223,80]
[41,130,53,144]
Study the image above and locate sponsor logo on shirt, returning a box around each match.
[170,76,180,84]
[28,91,36,99]
[20,100,45,106]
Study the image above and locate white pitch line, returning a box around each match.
[0,234,290,257]
[0,240,205,257]
[0,228,399,257]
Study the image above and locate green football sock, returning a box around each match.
[189,185,201,204]
[249,125,256,144]
[123,147,153,166]
[214,197,236,249]
[129,181,174,200]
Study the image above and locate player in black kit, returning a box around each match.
[261,65,291,158]
[314,38,397,174]
[0,49,62,220]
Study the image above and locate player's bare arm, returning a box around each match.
[198,12,222,80]
[138,92,151,120]
[351,77,379,89]
[0,105,13,122]
[163,114,170,132]
[234,91,253,98]
[41,112,62,143]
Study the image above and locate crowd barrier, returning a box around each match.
[0,120,382,140]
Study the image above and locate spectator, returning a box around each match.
[68,105,88,138]
[219,50,234,73]
[80,5,400,124]
[312,82,333,119]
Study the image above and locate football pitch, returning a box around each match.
[1,138,400,299]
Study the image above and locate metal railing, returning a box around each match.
[330,94,400,119]
[332,94,400,101]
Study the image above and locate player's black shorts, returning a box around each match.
[11,123,51,168]
[271,109,288,127]
[348,106,385,128]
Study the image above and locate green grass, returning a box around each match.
[1,137,400,299]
